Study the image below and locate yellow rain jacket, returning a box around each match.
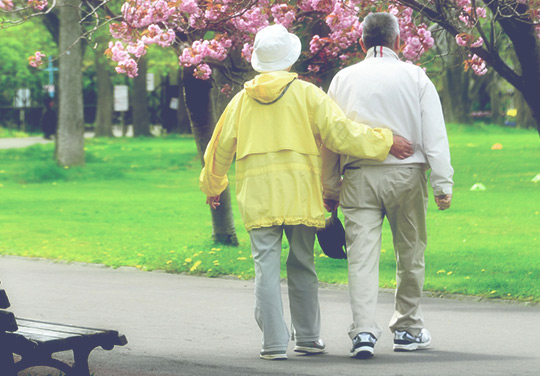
[200,71,392,231]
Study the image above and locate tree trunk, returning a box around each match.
[441,62,471,124]
[132,56,151,136]
[515,91,535,129]
[436,32,471,124]
[94,48,113,137]
[488,78,504,126]
[484,1,540,131]
[176,68,191,134]
[56,0,84,166]
[183,67,238,246]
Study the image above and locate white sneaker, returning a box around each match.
[393,328,432,351]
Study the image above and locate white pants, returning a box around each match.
[249,225,321,352]
[341,165,428,340]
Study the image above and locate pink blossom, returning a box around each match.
[109,41,130,63]
[469,54,487,76]
[271,3,295,28]
[220,84,233,97]
[231,6,269,34]
[456,33,483,48]
[116,58,139,78]
[28,0,47,11]
[0,0,13,10]
[456,33,469,47]
[193,63,212,80]
[127,40,147,58]
[178,0,198,14]
[142,25,176,47]
[28,51,46,68]
[309,35,325,54]
[403,37,424,61]
[470,37,484,48]
[179,38,232,68]
[107,0,465,80]
[456,0,471,7]
[110,22,134,43]
[241,43,253,62]
[459,6,488,27]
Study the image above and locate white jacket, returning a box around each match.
[324,46,454,198]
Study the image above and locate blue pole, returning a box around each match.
[43,56,59,98]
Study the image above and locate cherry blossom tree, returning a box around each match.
[395,0,539,129]
[104,0,538,130]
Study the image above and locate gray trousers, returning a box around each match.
[249,225,321,352]
[341,165,428,340]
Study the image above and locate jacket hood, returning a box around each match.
[244,71,298,104]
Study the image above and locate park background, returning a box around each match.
[0,2,539,304]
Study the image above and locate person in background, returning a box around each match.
[323,12,454,359]
[200,24,413,360]
[41,97,57,140]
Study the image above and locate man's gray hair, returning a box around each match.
[361,13,400,49]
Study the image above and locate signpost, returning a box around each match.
[14,88,31,132]
[114,85,129,136]
[43,56,58,98]
[146,73,155,92]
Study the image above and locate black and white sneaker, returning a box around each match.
[350,332,376,359]
[393,328,431,351]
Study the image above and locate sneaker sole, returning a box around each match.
[260,354,288,360]
[294,346,326,354]
[351,346,374,359]
[393,339,431,352]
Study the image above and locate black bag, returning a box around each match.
[316,209,347,259]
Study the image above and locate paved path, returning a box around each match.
[0,137,53,149]
[1,138,538,375]
[0,256,538,376]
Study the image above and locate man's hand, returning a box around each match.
[206,196,221,210]
[390,135,414,159]
[434,194,452,211]
[323,199,339,212]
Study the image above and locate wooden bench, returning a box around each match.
[0,282,127,375]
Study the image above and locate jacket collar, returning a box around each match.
[365,46,399,60]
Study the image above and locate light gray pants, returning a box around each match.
[341,165,428,340]
[249,225,321,352]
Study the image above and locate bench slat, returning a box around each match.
[15,327,87,341]
[17,319,110,336]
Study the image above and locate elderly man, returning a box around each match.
[200,24,412,360]
[323,13,454,358]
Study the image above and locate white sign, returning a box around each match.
[14,88,31,108]
[114,85,129,112]
[169,97,179,110]
[146,73,155,92]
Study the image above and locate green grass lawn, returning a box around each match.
[1,125,538,302]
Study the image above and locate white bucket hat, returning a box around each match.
[251,24,302,73]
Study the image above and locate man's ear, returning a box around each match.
[360,39,367,53]
[393,36,400,52]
